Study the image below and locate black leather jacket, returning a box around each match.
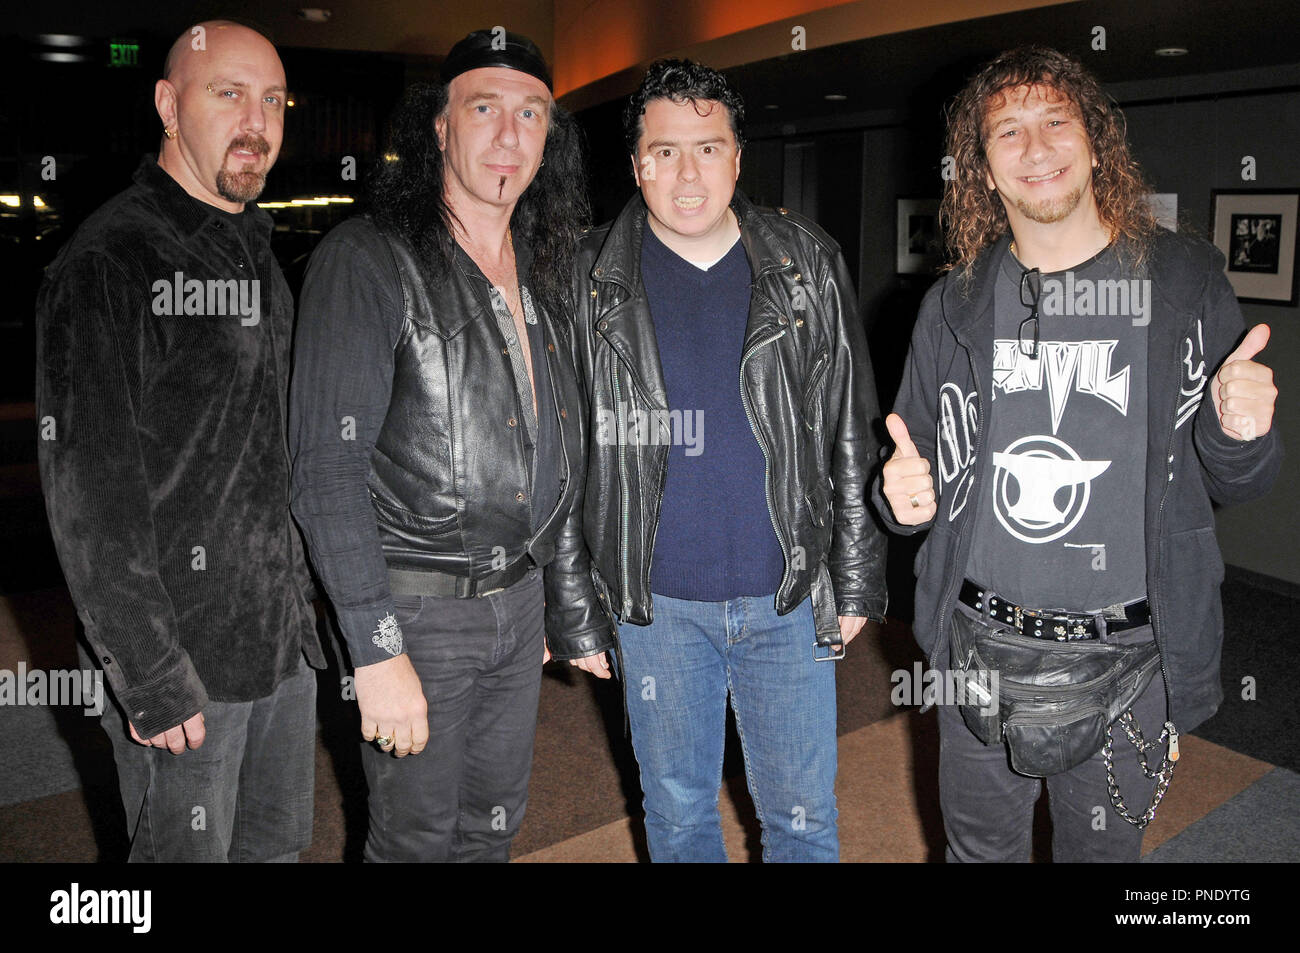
[570,192,887,643]
[291,216,614,665]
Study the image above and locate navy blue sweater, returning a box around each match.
[640,224,785,601]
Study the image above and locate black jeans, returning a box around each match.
[361,568,545,862]
[938,602,1167,862]
[91,646,317,863]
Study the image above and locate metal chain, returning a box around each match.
[1103,710,1178,828]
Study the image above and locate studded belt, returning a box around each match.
[958,580,1150,642]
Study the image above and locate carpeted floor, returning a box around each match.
[1,581,1296,863]
[2,396,1297,862]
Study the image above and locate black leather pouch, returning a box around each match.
[950,608,1161,777]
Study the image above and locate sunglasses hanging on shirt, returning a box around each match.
[1019,267,1043,359]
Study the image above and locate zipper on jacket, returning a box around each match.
[614,354,668,620]
[928,351,984,679]
[1148,328,1190,757]
[740,326,791,603]
[526,327,573,551]
[802,352,829,433]
[611,360,634,617]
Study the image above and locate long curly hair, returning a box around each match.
[941,46,1157,276]
[367,81,590,316]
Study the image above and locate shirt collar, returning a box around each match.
[132,154,275,241]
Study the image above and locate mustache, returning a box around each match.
[228,135,271,156]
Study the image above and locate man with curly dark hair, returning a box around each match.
[567,59,887,862]
[289,29,613,862]
[873,46,1280,861]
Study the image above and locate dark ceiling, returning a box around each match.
[726,0,1300,129]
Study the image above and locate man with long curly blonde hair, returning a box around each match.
[872,46,1280,861]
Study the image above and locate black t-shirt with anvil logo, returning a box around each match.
[965,243,1148,612]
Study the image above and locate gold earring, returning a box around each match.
[164,127,177,140]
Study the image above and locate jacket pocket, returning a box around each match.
[805,478,832,530]
[798,349,830,435]
[1159,526,1225,684]
[369,490,459,538]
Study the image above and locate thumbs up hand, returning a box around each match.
[882,413,937,525]
[1213,324,1276,441]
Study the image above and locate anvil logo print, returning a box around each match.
[992,434,1110,543]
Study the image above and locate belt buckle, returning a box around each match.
[1019,605,1056,640]
[1047,615,1090,641]
[812,642,845,662]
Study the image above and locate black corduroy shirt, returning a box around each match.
[35,156,324,738]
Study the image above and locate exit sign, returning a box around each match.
[108,42,140,67]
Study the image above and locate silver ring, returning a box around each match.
[909,494,921,508]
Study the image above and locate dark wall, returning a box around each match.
[1,35,417,400]
[1122,86,1300,583]
[578,62,1300,589]
[856,71,1300,586]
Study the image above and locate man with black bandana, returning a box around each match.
[290,30,610,861]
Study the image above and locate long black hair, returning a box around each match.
[367,81,590,316]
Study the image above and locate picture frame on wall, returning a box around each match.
[896,197,942,274]
[1210,189,1299,306]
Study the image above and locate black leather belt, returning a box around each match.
[389,558,535,599]
[958,580,1150,642]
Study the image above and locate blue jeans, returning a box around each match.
[617,592,838,862]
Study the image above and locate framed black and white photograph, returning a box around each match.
[1210,189,1299,305]
[896,197,942,274]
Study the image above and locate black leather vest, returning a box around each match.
[368,224,584,577]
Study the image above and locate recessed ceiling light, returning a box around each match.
[39,34,90,47]
[297,8,332,22]
[824,93,847,101]
[764,104,779,110]
[1155,46,1188,57]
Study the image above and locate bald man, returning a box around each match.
[35,21,324,862]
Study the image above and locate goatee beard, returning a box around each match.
[216,134,271,203]
[1013,183,1085,224]
[216,168,267,203]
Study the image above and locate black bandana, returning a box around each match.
[440,29,552,91]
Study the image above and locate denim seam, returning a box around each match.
[723,599,769,856]
[141,766,159,862]
[232,770,244,863]
[488,590,509,666]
